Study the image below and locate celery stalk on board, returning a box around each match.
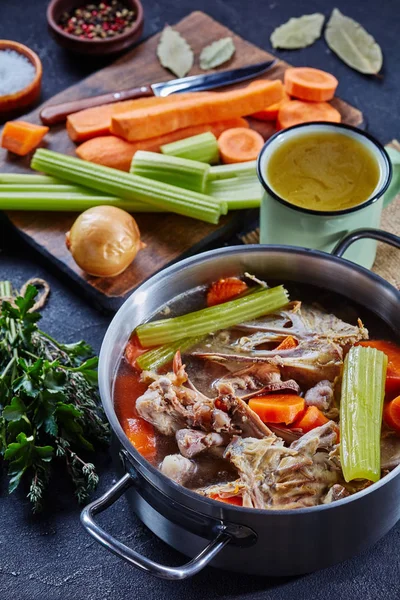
[0,174,64,185]
[130,150,210,193]
[136,336,206,371]
[206,175,263,209]
[340,346,388,483]
[161,132,220,164]
[136,285,289,347]
[0,192,162,212]
[31,149,223,224]
[208,160,257,181]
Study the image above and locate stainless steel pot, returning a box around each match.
[81,228,400,580]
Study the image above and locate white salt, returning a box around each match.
[0,49,36,96]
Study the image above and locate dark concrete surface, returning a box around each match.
[0,1,399,598]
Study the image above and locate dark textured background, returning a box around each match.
[0,1,399,598]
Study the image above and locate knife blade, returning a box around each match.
[40,59,277,125]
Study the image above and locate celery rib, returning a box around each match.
[0,192,162,212]
[0,174,63,185]
[161,132,219,164]
[136,336,206,371]
[208,161,257,181]
[130,150,210,193]
[136,285,289,347]
[206,175,263,209]
[31,149,222,224]
[340,346,388,483]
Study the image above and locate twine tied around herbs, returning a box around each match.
[0,278,50,312]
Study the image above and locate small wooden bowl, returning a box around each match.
[0,41,42,118]
[47,0,144,56]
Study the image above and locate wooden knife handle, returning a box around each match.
[39,85,154,125]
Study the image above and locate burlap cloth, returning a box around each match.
[241,140,400,289]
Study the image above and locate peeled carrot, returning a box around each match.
[76,118,250,171]
[125,334,148,370]
[67,92,212,143]
[284,68,338,102]
[113,373,157,460]
[111,80,284,141]
[248,394,305,425]
[1,121,49,156]
[383,396,400,432]
[206,277,248,307]
[251,90,291,121]
[358,341,400,399]
[292,405,329,432]
[210,494,243,506]
[275,335,298,351]
[218,127,264,164]
[277,100,341,130]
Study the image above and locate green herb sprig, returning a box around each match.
[0,281,109,512]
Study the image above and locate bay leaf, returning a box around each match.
[325,9,383,74]
[270,13,325,49]
[157,26,194,78]
[199,37,236,70]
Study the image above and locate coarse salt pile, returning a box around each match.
[0,49,36,96]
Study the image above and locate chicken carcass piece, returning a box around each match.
[160,454,196,485]
[215,362,300,399]
[199,422,340,509]
[135,354,272,439]
[176,429,228,459]
[192,302,368,386]
[304,380,335,411]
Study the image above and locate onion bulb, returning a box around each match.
[66,206,145,277]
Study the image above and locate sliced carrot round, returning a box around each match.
[383,396,400,432]
[277,100,341,130]
[248,394,305,425]
[207,277,248,307]
[218,127,264,164]
[292,405,329,432]
[284,67,338,102]
[251,91,291,121]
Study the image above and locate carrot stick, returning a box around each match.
[210,494,243,506]
[76,118,250,171]
[383,396,400,432]
[125,334,148,370]
[251,91,291,121]
[248,394,305,425]
[66,92,212,143]
[277,100,341,130]
[284,67,338,102]
[218,127,264,164]
[292,406,329,432]
[206,277,248,307]
[111,80,283,141]
[1,121,49,156]
[358,340,400,399]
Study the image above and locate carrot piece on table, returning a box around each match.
[277,100,341,130]
[66,92,213,143]
[206,277,248,307]
[284,67,338,102]
[125,334,148,370]
[251,91,291,121]
[113,373,157,460]
[111,80,283,141]
[292,405,329,432]
[76,118,250,171]
[248,394,305,425]
[275,335,298,351]
[357,340,400,399]
[1,121,49,156]
[218,127,264,164]
[210,494,243,506]
[383,396,400,432]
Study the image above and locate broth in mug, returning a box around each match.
[267,131,380,212]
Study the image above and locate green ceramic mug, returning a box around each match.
[257,123,393,269]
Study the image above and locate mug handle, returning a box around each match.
[81,473,232,580]
[383,147,400,208]
[332,228,400,258]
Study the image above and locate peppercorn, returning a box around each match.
[57,1,136,39]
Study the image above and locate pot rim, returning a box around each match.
[256,122,393,217]
[99,243,400,516]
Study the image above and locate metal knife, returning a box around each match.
[39,60,277,126]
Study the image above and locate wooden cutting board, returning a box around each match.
[0,11,364,312]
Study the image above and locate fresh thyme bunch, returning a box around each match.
[0,281,109,512]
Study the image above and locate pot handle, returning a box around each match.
[80,473,231,580]
[332,228,400,258]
